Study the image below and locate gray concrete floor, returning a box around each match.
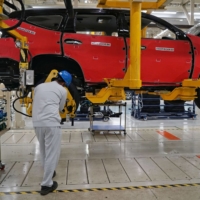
[1,101,200,199]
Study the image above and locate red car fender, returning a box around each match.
[1,19,62,61]
[0,37,19,60]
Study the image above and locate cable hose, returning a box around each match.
[28,50,33,69]
[3,8,9,16]
[0,0,25,31]
[13,89,32,117]
[4,0,18,11]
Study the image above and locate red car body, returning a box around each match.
[0,8,200,93]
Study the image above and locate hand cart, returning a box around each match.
[88,101,127,135]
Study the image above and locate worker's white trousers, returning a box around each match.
[35,127,62,187]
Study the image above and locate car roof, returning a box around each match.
[8,7,185,39]
[9,8,130,18]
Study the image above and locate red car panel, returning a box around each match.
[2,19,61,60]
[0,8,198,92]
[63,33,125,83]
[0,37,19,60]
[139,39,192,85]
[187,34,200,79]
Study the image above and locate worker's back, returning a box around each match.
[32,81,67,127]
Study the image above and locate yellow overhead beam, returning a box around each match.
[97,0,167,9]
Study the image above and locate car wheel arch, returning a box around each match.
[31,54,85,87]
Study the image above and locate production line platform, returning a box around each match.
[1,125,200,196]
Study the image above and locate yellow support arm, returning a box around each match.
[22,70,76,119]
[86,0,142,103]
[0,0,29,94]
[0,21,29,70]
[160,87,197,101]
[98,0,170,9]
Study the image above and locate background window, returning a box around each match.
[26,15,63,30]
[75,14,118,36]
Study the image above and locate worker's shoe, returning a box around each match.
[40,181,58,196]
[52,171,56,178]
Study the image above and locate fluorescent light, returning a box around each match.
[152,11,177,14]
[189,12,200,15]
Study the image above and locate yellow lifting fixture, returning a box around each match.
[97,0,171,9]
[22,70,76,120]
[86,0,144,103]
[0,0,29,94]
[86,0,200,104]
[0,0,76,122]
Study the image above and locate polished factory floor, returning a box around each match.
[1,101,200,199]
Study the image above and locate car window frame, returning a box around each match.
[25,14,64,31]
[73,11,119,36]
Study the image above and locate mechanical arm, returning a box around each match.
[0,0,76,125]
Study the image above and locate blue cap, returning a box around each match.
[58,70,72,87]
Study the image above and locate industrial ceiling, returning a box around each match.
[21,0,200,26]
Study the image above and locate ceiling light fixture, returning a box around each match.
[152,11,177,14]
[189,12,200,15]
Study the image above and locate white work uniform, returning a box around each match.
[32,81,67,187]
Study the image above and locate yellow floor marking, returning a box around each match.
[20,192,27,194]
[2,182,200,196]
[73,190,80,192]
[138,186,145,189]
[128,187,135,190]
[148,186,155,189]
[91,189,99,192]
[62,190,69,193]
[82,189,89,192]
[31,192,38,194]
[110,188,118,190]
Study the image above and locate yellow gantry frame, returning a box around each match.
[86,0,143,104]
[86,0,200,104]
[97,0,169,9]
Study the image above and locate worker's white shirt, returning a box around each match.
[32,81,67,127]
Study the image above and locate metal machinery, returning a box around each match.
[22,70,76,123]
[0,0,77,124]
[0,0,77,169]
[1,0,200,165]
[84,0,200,105]
[89,102,127,135]
[131,93,197,120]
[0,83,11,170]
[1,0,200,121]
